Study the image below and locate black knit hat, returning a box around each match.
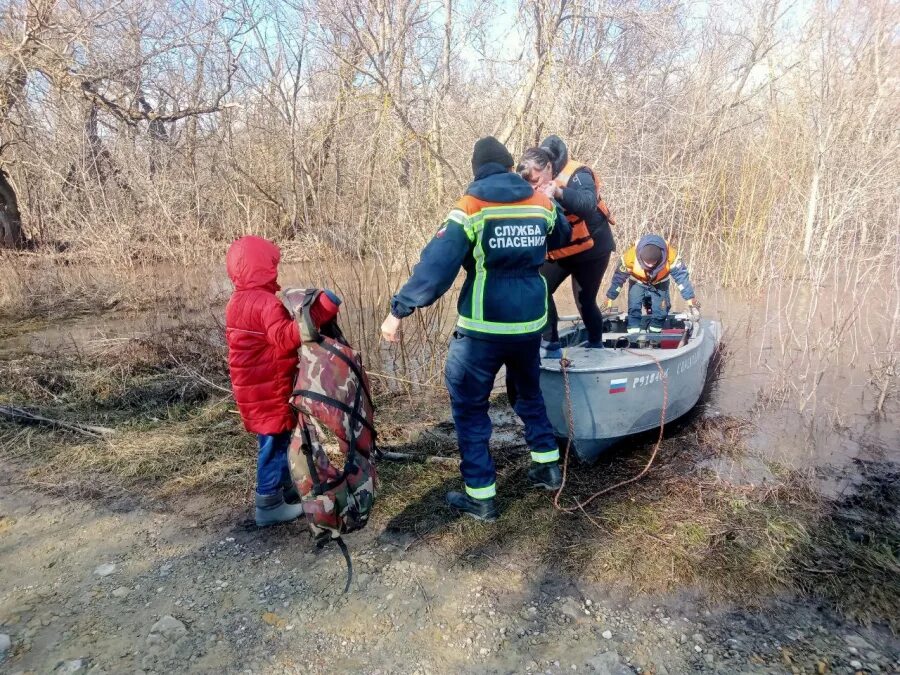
[638,244,664,268]
[471,136,514,174]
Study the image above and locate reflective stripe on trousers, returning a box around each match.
[531,449,560,464]
[465,483,497,500]
[445,333,558,497]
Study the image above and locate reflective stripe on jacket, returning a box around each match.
[391,164,571,341]
[453,195,557,335]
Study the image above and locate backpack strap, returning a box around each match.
[290,389,377,435]
[316,534,353,594]
[296,385,364,496]
[310,342,379,481]
[318,341,376,415]
[298,416,324,495]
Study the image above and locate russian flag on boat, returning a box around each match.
[608,378,628,394]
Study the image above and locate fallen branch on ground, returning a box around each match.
[165,347,234,397]
[0,405,116,439]
[377,449,460,467]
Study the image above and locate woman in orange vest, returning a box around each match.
[524,136,616,357]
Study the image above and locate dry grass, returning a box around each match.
[374,413,899,631]
[0,316,248,499]
[0,313,447,501]
[0,297,896,630]
[2,404,253,501]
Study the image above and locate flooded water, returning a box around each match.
[1,262,897,485]
[548,275,898,473]
[703,287,896,474]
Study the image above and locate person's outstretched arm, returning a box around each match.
[669,253,695,301]
[382,211,472,341]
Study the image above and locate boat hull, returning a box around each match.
[539,319,721,463]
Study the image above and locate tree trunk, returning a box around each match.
[0,167,25,248]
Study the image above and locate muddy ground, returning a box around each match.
[1,466,898,675]
[0,287,898,674]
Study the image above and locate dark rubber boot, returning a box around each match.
[528,462,562,490]
[446,491,499,522]
[255,491,303,527]
[586,340,605,349]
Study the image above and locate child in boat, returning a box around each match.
[605,234,699,334]
[225,235,340,526]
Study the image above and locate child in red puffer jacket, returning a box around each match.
[225,236,340,526]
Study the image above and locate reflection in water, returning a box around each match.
[704,284,897,472]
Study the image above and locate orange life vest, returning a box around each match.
[623,243,677,284]
[547,161,615,261]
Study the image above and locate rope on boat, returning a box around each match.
[553,347,669,514]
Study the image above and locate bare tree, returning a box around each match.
[0,0,893,280]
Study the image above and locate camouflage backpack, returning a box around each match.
[281,288,378,590]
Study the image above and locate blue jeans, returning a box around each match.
[256,432,293,496]
[444,333,559,500]
[627,280,670,332]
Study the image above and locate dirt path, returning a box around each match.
[1,468,896,675]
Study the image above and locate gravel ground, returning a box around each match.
[1,469,897,675]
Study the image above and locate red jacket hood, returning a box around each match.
[226,236,281,292]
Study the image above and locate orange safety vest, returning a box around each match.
[547,161,616,261]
